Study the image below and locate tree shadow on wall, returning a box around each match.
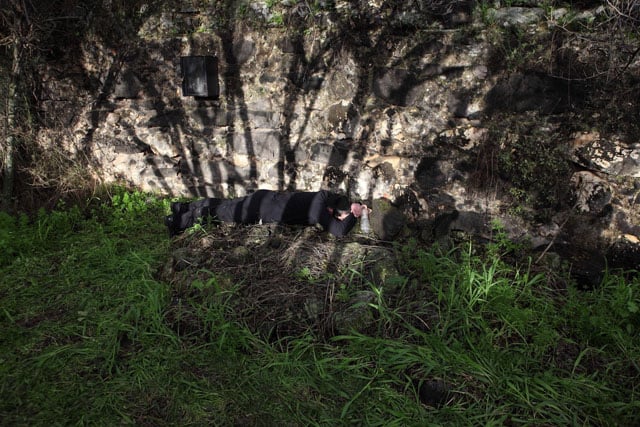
[72,1,257,200]
[264,0,477,298]
[313,1,470,204]
[15,0,186,207]
[218,0,258,192]
[70,2,206,197]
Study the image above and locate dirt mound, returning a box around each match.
[158,223,395,341]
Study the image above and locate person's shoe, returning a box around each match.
[164,215,178,237]
[171,202,188,216]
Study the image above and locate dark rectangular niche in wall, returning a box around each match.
[181,56,219,99]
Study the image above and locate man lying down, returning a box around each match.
[164,189,370,237]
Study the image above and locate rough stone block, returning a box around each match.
[373,68,422,106]
[114,70,142,99]
[188,107,228,129]
[232,130,282,161]
[310,142,348,166]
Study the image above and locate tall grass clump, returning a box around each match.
[324,237,640,425]
[1,188,178,424]
[1,188,223,423]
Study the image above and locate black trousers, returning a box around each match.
[174,191,264,230]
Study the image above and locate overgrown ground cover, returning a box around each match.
[1,189,638,425]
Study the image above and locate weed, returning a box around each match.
[335,283,350,302]
[475,115,573,218]
[269,12,284,26]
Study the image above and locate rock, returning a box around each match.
[372,161,395,183]
[614,210,640,238]
[233,38,255,65]
[549,243,607,289]
[232,130,281,160]
[570,132,640,177]
[450,211,489,235]
[145,110,184,128]
[416,379,451,408]
[570,171,612,215]
[231,246,250,262]
[171,248,194,271]
[138,127,175,157]
[310,142,348,166]
[187,107,229,128]
[246,107,280,129]
[431,209,503,245]
[606,235,640,272]
[370,199,407,240]
[550,8,568,22]
[341,242,368,263]
[488,7,545,27]
[277,36,304,54]
[325,102,356,134]
[373,68,422,106]
[485,73,572,114]
[302,75,324,91]
[369,250,403,291]
[415,157,449,189]
[113,70,142,99]
[432,210,460,239]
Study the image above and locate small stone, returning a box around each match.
[231,246,250,262]
[417,379,451,408]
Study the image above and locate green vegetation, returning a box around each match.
[497,126,571,208]
[1,189,638,425]
[472,113,573,221]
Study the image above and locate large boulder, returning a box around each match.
[369,199,407,240]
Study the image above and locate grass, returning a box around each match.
[1,188,638,425]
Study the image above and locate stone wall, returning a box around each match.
[35,1,640,266]
[39,2,492,200]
